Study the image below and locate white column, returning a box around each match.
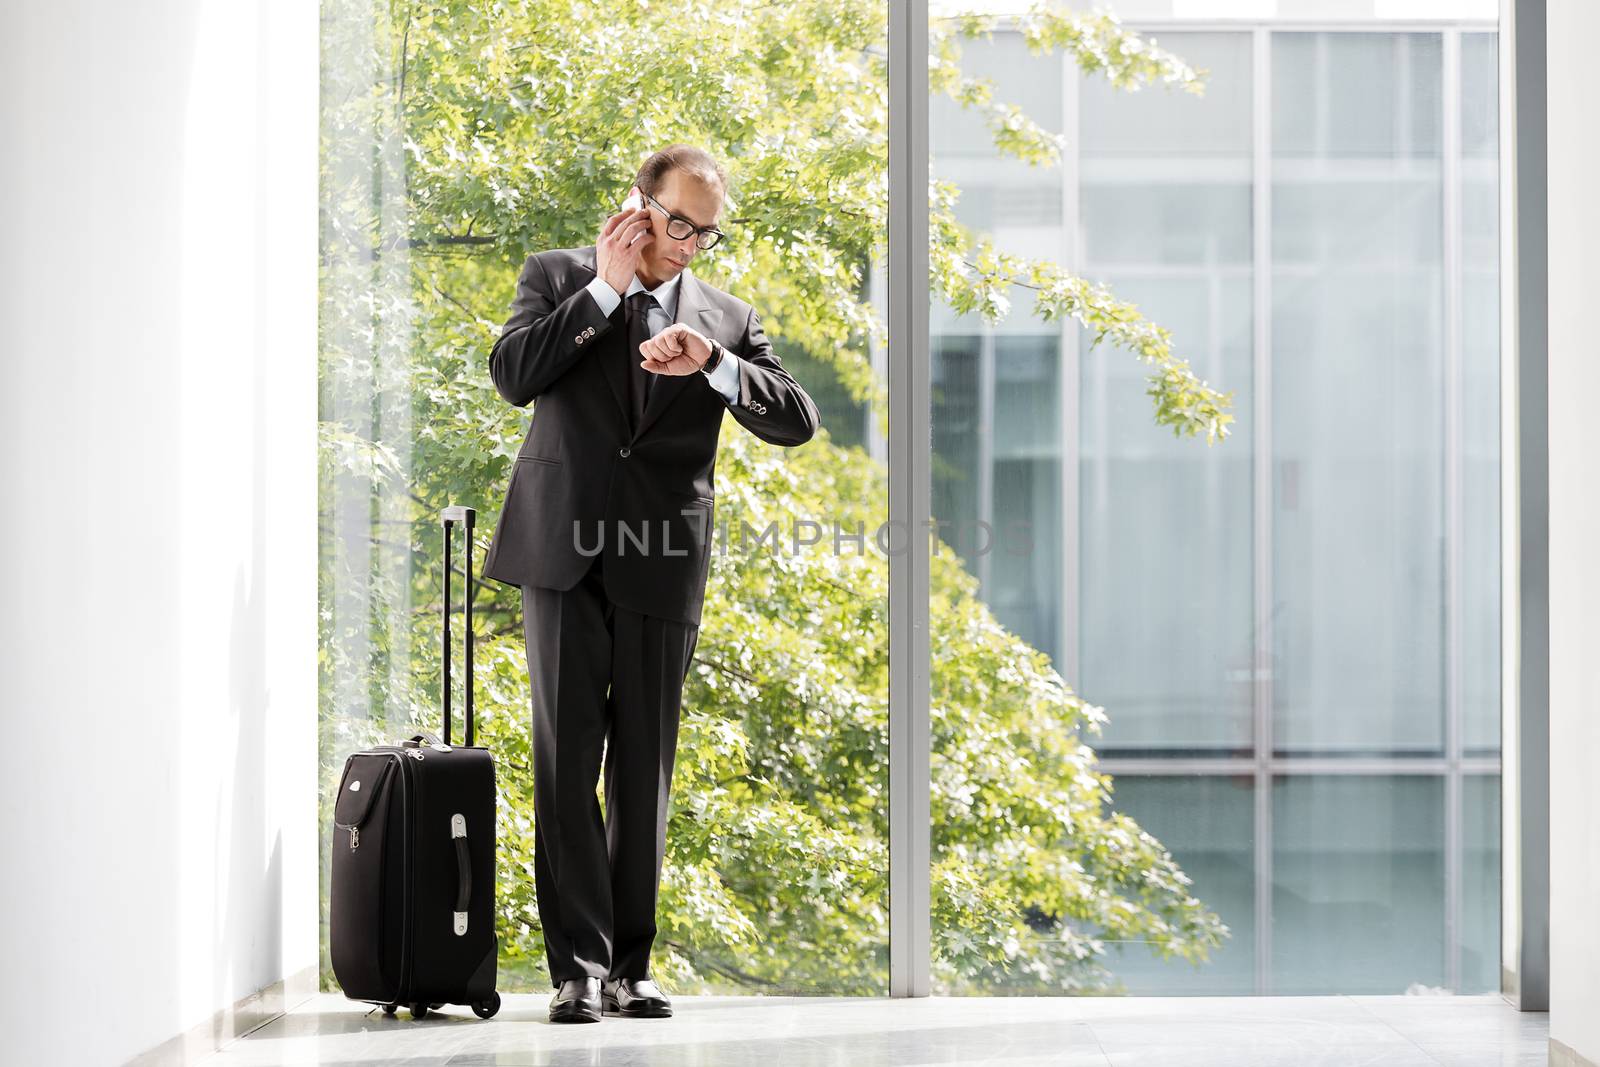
[0,2,320,1062]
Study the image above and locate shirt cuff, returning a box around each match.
[584,274,622,318]
[703,349,741,404]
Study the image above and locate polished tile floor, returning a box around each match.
[197,991,1548,1066]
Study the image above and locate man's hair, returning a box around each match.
[632,144,727,201]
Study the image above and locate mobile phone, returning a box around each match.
[620,192,643,213]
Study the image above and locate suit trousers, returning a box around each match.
[520,551,699,988]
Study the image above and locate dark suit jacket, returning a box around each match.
[481,244,821,626]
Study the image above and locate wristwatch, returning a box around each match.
[702,337,726,375]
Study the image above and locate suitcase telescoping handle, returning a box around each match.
[441,505,476,747]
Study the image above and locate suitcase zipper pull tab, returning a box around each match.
[348,825,360,850]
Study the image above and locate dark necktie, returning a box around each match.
[624,291,660,431]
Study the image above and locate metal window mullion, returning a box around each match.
[1505,0,1549,1012]
[887,0,931,1000]
[1005,16,1497,36]
[1062,44,1082,686]
[1496,8,1521,1002]
[1098,756,1501,776]
[1442,27,1465,996]
[1252,24,1275,999]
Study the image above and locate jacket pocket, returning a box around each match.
[515,454,562,467]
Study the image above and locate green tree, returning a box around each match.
[319,0,1232,995]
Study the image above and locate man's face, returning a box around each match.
[634,168,724,285]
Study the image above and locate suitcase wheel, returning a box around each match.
[409,1002,431,1020]
[381,1002,399,1016]
[472,991,502,1019]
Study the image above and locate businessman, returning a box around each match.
[481,144,820,1023]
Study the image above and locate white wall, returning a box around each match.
[0,2,319,1063]
[1547,0,1600,1061]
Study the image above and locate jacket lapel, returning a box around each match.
[636,266,722,439]
[574,244,724,440]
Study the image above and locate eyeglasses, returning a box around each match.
[643,192,726,250]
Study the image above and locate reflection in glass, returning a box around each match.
[1272,776,1445,993]
[1103,775,1256,994]
[1461,773,1501,992]
[1080,32,1256,758]
[930,20,1499,997]
[1271,32,1446,759]
[1460,31,1501,758]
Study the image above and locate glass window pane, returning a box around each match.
[319,0,891,997]
[1461,31,1502,757]
[1079,32,1256,757]
[932,335,983,573]
[927,18,1498,1000]
[930,30,1082,996]
[1271,32,1447,758]
[1103,775,1257,994]
[991,336,1063,656]
[1272,775,1445,993]
[1461,773,1501,992]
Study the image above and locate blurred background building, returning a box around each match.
[878,0,1499,994]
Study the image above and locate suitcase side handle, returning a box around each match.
[442,506,477,747]
[451,813,472,936]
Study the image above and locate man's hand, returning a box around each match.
[596,188,652,297]
[639,324,712,376]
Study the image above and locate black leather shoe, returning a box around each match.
[548,976,603,1023]
[602,976,673,1018]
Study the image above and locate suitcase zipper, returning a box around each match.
[368,745,417,1005]
[345,747,413,1006]
[334,757,396,851]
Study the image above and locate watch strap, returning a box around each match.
[703,338,725,374]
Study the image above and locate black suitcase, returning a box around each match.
[330,505,501,1020]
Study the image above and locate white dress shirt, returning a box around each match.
[584,271,742,405]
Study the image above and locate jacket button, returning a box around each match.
[619,446,631,458]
